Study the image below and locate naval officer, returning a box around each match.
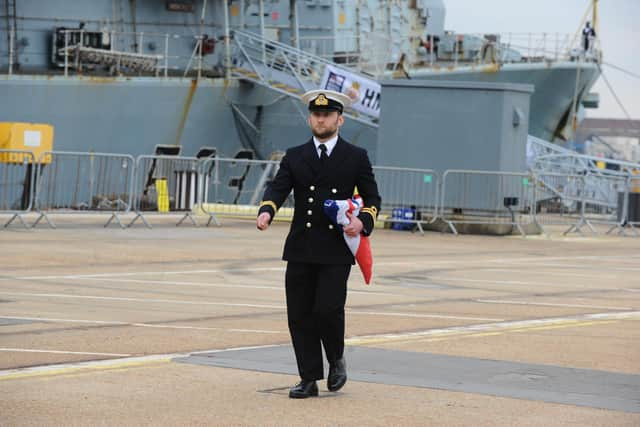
[256,89,381,398]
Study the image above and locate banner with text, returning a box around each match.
[320,65,381,118]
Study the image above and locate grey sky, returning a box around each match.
[445,0,640,119]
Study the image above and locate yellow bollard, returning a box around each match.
[156,178,169,212]
[632,169,640,194]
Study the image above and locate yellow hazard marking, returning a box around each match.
[0,357,172,381]
[468,332,502,338]
[348,319,620,347]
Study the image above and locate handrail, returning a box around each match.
[230,29,379,128]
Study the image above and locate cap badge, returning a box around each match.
[314,94,329,106]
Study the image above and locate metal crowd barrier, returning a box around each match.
[533,171,637,236]
[532,172,587,233]
[440,170,536,236]
[567,173,631,236]
[32,152,135,228]
[199,157,293,222]
[128,155,219,228]
[5,145,638,239]
[0,149,36,229]
[373,166,440,234]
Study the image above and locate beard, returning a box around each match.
[311,128,337,140]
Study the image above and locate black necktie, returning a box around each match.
[319,144,329,166]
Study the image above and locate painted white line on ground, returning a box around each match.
[482,268,611,279]
[0,348,130,357]
[2,316,124,325]
[2,309,639,379]
[8,253,640,282]
[6,262,460,281]
[349,311,503,322]
[0,316,285,334]
[81,277,407,297]
[427,276,576,288]
[15,267,287,281]
[377,255,640,266]
[128,323,284,334]
[0,344,282,379]
[0,296,500,322]
[85,277,284,291]
[428,275,632,290]
[488,254,640,264]
[532,263,640,272]
[475,299,634,311]
[0,292,285,309]
[346,311,640,345]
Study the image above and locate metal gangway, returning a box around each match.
[229,29,378,128]
[528,135,639,233]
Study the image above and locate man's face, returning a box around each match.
[308,111,344,140]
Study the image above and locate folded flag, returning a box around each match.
[323,196,373,284]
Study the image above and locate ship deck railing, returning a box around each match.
[3,24,602,80]
[295,31,602,76]
[2,27,225,78]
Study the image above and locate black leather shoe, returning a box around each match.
[327,358,347,392]
[288,380,319,399]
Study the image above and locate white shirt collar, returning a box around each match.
[313,134,338,158]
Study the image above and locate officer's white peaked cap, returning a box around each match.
[301,89,352,112]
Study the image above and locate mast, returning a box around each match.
[289,0,300,51]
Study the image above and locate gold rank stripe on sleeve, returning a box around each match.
[361,206,378,216]
[259,200,278,211]
[360,207,377,220]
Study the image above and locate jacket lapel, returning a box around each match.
[301,136,350,184]
[326,137,349,176]
[301,138,322,178]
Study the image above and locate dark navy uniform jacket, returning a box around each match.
[259,136,381,265]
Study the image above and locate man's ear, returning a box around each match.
[337,114,345,127]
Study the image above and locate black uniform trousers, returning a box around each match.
[285,261,351,381]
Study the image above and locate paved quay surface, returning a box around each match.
[0,214,639,426]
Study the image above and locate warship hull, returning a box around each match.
[1,60,596,163]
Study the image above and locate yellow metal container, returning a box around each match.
[0,122,54,164]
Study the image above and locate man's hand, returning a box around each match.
[344,212,363,237]
[256,212,272,230]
